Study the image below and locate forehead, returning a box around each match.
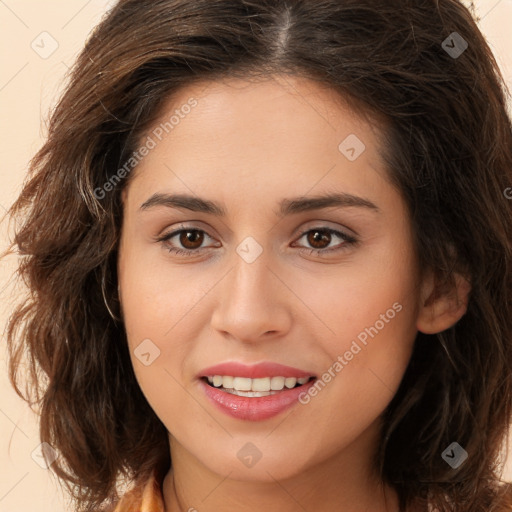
[123,74,393,215]
[152,74,382,143]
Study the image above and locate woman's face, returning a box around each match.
[118,75,424,483]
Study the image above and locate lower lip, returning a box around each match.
[199,378,316,421]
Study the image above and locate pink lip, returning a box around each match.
[198,361,316,379]
[199,378,317,421]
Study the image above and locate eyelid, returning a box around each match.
[156,223,217,245]
[293,220,359,239]
[158,219,358,239]
[292,226,358,251]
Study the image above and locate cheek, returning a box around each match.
[118,255,197,430]
[118,244,224,419]
[289,236,418,362]
[296,277,416,402]
[119,242,207,340]
[289,243,419,423]
[290,284,417,467]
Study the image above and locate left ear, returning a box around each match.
[416,269,472,335]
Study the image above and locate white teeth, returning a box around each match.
[206,375,312,391]
[233,377,252,391]
[252,377,271,392]
[221,375,234,389]
[223,389,280,397]
[284,377,296,389]
[270,376,285,390]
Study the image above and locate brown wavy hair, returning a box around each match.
[4,0,512,510]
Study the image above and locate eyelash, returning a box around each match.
[156,224,358,258]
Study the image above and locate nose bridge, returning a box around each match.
[233,238,272,300]
[210,237,291,340]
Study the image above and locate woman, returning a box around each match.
[4,0,512,511]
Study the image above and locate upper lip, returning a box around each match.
[198,361,317,379]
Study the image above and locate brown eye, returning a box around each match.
[306,229,333,249]
[157,225,357,258]
[157,226,216,257]
[293,226,358,256]
[178,230,205,250]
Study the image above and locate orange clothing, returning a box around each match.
[112,470,165,512]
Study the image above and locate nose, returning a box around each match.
[210,246,293,344]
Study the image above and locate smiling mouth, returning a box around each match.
[201,375,316,397]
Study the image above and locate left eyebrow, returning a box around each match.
[139,192,380,216]
[278,192,380,215]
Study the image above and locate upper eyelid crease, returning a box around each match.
[139,192,380,216]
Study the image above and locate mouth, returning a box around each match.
[199,373,318,421]
[201,375,317,397]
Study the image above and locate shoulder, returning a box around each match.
[104,470,165,512]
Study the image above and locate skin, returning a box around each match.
[117,75,470,512]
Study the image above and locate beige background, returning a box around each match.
[1,1,511,511]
